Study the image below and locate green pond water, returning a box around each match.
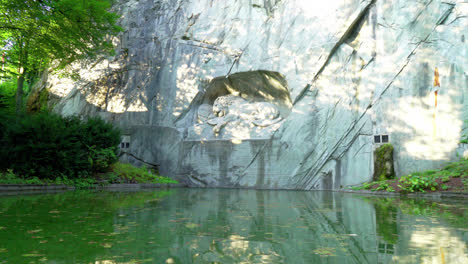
[0,189,466,264]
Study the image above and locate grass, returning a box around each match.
[0,162,179,189]
[351,158,468,193]
[0,169,98,188]
[99,162,179,184]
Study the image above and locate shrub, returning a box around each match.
[88,146,118,173]
[0,79,31,114]
[0,169,43,184]
[0,79,21,114]
[398,174,438,193]
[106,162,179,184]
[0,112,121,179]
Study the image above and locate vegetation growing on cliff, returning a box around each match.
[0,0,121,114]
[353,158,468,193]
[373,143,395,181]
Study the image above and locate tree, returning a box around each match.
[0,0,121,114]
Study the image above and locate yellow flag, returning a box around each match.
[434,67,440,87]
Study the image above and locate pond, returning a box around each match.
[0,189,466,263]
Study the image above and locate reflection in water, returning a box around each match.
[0,190,466,263]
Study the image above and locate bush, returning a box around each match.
[0,79,18,114]
[0,78,30,114]
[88,146,118,173]
[0,112,121,179]
[106,162,179,184]
[398,174,438,193]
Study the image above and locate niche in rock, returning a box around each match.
[189,70,292,140]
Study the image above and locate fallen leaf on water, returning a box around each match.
[185,223,200,229]
[313,247,336,257]
[22,252,44,257]
[101,243,113,248]
[27,229,42,234]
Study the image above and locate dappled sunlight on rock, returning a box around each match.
[125,98,148,113]
[387,94,462,160]
[174,62,201,118]
[184,70,291,140]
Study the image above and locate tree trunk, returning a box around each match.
[15,74,25,115]
[15,43,28,115]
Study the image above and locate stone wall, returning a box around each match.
[37,0,468,189]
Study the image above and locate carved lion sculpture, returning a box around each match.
[202,94,282,135]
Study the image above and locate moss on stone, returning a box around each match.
[26,88,50,113]
[373,143,395,181]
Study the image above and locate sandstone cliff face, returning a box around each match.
[40,0,467,189]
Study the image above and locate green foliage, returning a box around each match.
[26,87,50,112]
[398,174,438,193]
[371,181,395,192]
[442,158,468,177]
[0,161,179,188]
[353,158,468,193]
[441,175,450,183]
[1,0,121,70]
[0,0,122,112]
[373,182,388,191]
[88,147,117,173]
[0,111,121,180]
[0,169,96,188]
[462,179,468,187]
[0,80,16,113]
[373,143,395,181]
[0,79,29,113]
[0,169,42,184]
[106,162,179,184]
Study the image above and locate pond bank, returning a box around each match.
[338,189,468,199]
[1,184,467,200]
[0,183,185,193]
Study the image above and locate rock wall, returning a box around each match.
[39,0,468,189]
